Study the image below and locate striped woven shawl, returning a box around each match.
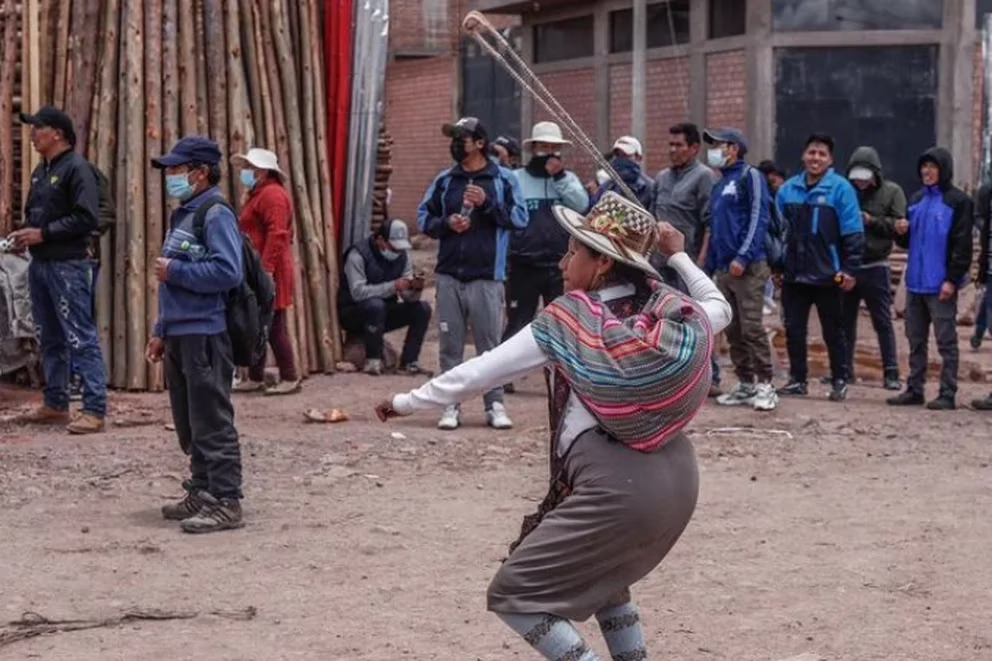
[530,286,713,452]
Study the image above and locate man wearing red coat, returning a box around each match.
[231,148,300,395]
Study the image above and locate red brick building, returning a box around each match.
[387,0,990,224]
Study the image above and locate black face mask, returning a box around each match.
[526,152,561,177]
[450,139,469,163]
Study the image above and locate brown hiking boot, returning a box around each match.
[67,413,105,435]
[12,405,70,426]
[161,488,207,521]
[180,492,244,534]
[264,379,302,396]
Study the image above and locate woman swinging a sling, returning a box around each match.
[375,192,732,661]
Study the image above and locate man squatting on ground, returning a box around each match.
[338,218,432,376]
[417,116,528,431]
[146,136,246,534]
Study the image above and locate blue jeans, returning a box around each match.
[69,262,99,384]
[29,259,107,416]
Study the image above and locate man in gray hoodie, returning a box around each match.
[842,146,907,391]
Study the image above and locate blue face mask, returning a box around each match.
[380,247,401,261]
[240,169,256,189]
[165,173,194,201]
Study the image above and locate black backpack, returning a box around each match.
[192,198,276,367]
[739,165,786,268]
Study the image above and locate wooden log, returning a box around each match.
[256,0,305,370]
[123,0,147,390]
[307,0,342,361]
[297,0,323,252]
[144,0,164,390]
[192,0,209,135]
[38,0,55,103]
[52,0,71,108]
[223,0,250,202]
[162,0,180,149]
[270,0,333,372]
[177,0,198,135]
[111,5,128,389]
[67,0,99,153]
[202,0,228,186]
[238,0,264,143]
[93,0,122,376]
[21,0,41,212]
[0,2,18,236]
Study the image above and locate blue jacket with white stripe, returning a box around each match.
[705,160,770,273]
[417,161,528,282]
[777,168,864,285]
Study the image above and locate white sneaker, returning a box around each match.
[486,402,513,429]
[752,382,779,411]
[363,359,383,376]
[716,381,757,407]
[438,405,460,430]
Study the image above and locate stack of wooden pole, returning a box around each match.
[13,0,342,391]
[371,124,393,234]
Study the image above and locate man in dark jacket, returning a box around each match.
[418,116,528,431]
[842,146,907,391]
[702,127,777,412]
[338,219,431,376]
[888,147,972,410]
[970,180,991,349]
[776,133,864,402]
[590,135,654,210]
[8,106,107,435]
[146,136,246,533]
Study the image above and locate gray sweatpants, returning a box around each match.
[905,292,958,399]
[435,273,505,410]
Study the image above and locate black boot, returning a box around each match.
[886,390,924,406]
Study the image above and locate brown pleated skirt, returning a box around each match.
[487,428,699,622]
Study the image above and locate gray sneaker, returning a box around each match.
[716,381,757,407]
[363,359,384,376]
[161,486,206,521]
[180,492,244,534]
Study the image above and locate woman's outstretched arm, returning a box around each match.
[391,327,548,415]
[666,252,732,334]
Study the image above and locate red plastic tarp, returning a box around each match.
[325,0,354,249]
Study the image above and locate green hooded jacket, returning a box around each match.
[846,146,907,266]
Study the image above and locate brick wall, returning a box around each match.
[385,57,458,226]
[705,49,746,131]
[533,68,598,182]
[609,58,691,175]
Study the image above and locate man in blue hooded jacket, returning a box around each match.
[418,117,528,431]
[776,133,864,402]
[887,147,972,410]
[703,127,777,412]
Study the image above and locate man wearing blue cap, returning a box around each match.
[146,136,246,534]
[703,127,777,412]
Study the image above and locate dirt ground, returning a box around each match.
[3,279,992,660]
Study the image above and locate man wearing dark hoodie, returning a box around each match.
[887,147,972,410]
[843,147,907,391]
[590,136,654,210]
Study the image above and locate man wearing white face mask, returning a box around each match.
[339,219,432,376]
[702,127,776,412]
[147,136,246,534]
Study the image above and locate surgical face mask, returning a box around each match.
[240,169,256,189]
[450,138,469,163]
[706,148,727,169]
[380,247,401,261]
[165,173,194,200]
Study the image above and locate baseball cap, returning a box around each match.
[151,136,223,168]
[493,135,521,157]
[703,127,748,157]
[442,117,488,141]
[848,166,874,182]
[380,218,412,251]
[20,106,77,146]
[612,136,643,157]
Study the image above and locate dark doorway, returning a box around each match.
[774,45,939,194]
[460,27,522,146]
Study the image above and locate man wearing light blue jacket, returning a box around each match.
[502,121,589,352]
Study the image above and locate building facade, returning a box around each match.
[387,0,991,224]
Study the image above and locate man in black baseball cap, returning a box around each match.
[9,106,106,434]
[147,135,247,534]
[491,135,521,169]
[19,105,77,147]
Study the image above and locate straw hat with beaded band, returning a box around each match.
[552,191,661,280]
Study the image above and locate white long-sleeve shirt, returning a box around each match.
[392,253,731,451]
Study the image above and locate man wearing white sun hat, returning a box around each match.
[590,135,655,211]
[501,121,589,388]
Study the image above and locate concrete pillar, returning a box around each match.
[951,0,977,185]
[745,0,774,162]
[594,2,611,151]
[632,0,648,156]
[520,23,534,134]
[688,0,708,128]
